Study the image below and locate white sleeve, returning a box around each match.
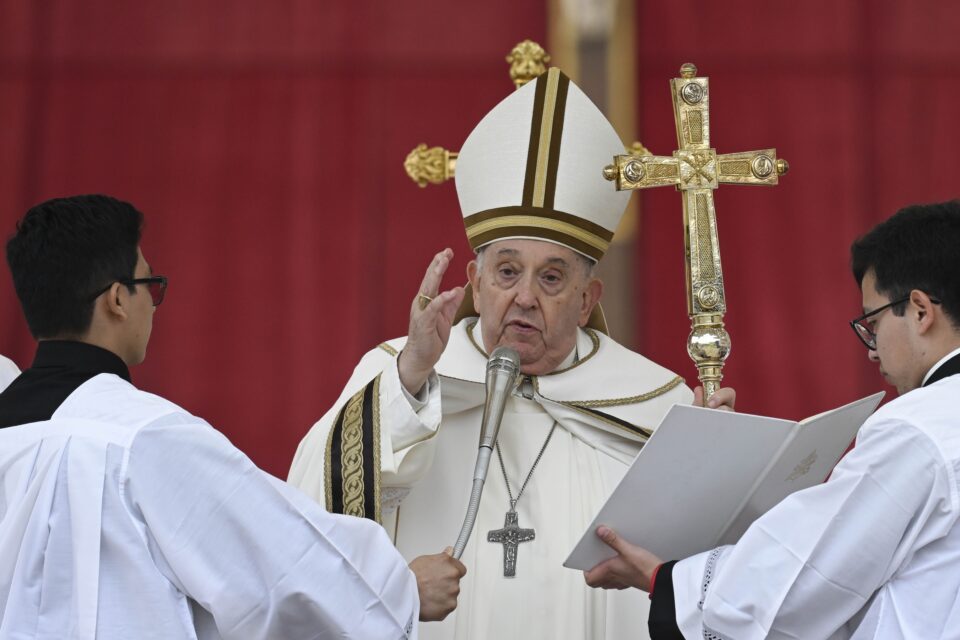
[670,419,955,640]
[126,416,419,640]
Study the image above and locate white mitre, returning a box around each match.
[455,67,630,263]
[453,67,629,332]
[0,354,20,392]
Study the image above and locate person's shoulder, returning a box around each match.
[862,377,960,460]
[56,372,195,430]
[366,336,408,360]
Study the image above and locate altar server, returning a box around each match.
[585,201,960,640]
[0,194,422,639]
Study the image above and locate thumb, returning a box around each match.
[596,525,628,553]
[443,546,454,556]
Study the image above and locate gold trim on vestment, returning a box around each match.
[465,215,610,254]
[340,390,366,518]
[324,412,335,512]
[372,375,383,524]
[563,375,685,408]
[533,68,561,207]
[378,342,399,357]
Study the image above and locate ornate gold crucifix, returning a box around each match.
[603,63,789,398]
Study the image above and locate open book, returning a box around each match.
[564,392,885,571]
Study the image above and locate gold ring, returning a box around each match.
[417,293,434,310]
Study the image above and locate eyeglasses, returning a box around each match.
[849,293,941,350]
[91,276,168,307]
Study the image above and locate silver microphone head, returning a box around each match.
[478,346,521,450]
[487,345,521,377]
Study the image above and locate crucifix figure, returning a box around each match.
[603,63,789,398]
[487,510,535,577]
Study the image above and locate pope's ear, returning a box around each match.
[467,260,481,309]
[579,278,603,326]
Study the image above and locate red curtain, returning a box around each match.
[0,0,545,476]
[2,1,958,477]
[633,0,960,420]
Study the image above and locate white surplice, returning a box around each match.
[0,356,18,392]
[670,371,960,640]
[0,373,418,640]
[290,318,691,640]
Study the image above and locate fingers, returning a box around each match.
[596,525,629,554]
[707,387,736,411]
[693,386,737,411]
[417,249,454,301]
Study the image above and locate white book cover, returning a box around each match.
[563,392,885,571]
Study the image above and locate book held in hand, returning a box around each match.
[564,392,885,571]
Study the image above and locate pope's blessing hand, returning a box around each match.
[398,248,465,395]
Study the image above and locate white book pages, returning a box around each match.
[563,392,884,571]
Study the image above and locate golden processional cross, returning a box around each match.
[603,63,789,398]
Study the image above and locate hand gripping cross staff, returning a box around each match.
[603,63,789,400]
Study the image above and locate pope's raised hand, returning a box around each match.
[398,248,465,396]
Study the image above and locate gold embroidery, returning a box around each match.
[377,342,399,356]
[372,375,383,524]
[324,413,335,512]
[466,215,610,254]
[340,389,366,517]
[533,68,561,207]
[561,376,685,408]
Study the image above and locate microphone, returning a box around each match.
[452,346,521,559]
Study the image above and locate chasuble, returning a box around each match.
[290,317,691,639]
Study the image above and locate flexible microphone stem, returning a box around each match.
[452,346,520,560]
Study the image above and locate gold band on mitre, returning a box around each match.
[464,206,614,262]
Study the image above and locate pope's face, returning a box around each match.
[468,239,601,375]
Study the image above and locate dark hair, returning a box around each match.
[5,194,143,339]
[851,200,960,326]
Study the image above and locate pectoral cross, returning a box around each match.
[487,510,535,577]
[603,63,789,398]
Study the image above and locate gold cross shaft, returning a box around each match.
[603,63,789,398]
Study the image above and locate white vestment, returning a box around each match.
[669,370,960,640]
[0,356,18,392]
[0,373,418,640]
[290,318,691,639]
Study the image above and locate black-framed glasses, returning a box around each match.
[849,293,941,350]
[91,276,168,307]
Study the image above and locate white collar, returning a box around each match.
[922,345,960,386]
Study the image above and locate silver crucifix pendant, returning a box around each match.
[487,510,535,577]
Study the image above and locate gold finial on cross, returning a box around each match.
[603,63,789,398]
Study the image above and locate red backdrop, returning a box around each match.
[0,0,544,476]
[1,1,957,477]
